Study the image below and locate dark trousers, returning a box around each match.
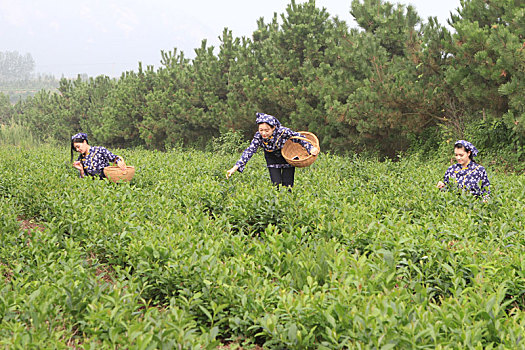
[264,149,295,187]
[268,167,295,187]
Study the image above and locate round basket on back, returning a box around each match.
[103,166,135,183]
[282,131,320,168]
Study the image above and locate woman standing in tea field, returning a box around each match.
[226,113,319,187]
[71,132,126,179]
[437,140,490,199]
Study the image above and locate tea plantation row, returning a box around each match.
[0,145,524,349]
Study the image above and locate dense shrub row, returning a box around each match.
[1,145,524,348]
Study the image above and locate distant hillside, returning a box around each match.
[0,76,59,103]
[1,51,60,103]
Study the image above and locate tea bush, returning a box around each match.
[0,145,524,348]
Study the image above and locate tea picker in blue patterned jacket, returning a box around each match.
[71,132,126,179]
[437,140,490,200]
[226,113,319,187]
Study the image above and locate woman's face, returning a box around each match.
[73,140,89,154]
[258,123,276,139]
[454,146,471,167]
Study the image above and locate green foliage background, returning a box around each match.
[1,0,523,158]
[1,144,524,348]
[1,1,524,347]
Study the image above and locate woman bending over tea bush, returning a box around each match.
[71,132,126,179]
[437,140,490,199]
[226,113,319,187]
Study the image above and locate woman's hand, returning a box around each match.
[116,158,127,171]
[437,181,446,189]
[226,165,239,179]
[310,147,319,156]
[73,161,85,177]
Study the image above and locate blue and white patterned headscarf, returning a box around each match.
[455,140,478,157]
[71,132,88,142]
[255,113,281,128]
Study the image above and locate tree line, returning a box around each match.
[0,51,35,81]
[0,51,59,104]
[1,0,523,157]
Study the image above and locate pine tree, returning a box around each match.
[444,0,525,144]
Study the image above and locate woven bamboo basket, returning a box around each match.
[282,131,320,167]
[103,166,135,183]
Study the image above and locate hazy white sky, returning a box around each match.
[0,0,461,78]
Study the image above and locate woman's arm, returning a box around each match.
[116,158,126,170]
[288,130,319,155]
[437,166,454,189]
[227,135,261,177]
[480,167,491,200]
[101,147,126,170]
[289,130,313,152]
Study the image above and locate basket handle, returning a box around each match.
[289,136,313,144]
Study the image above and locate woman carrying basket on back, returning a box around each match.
[71,132,126,179]
[226,113,319,187]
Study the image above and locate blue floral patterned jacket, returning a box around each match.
[443,161,490,198]
[235,126,313,172]
[76,146,122,178]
